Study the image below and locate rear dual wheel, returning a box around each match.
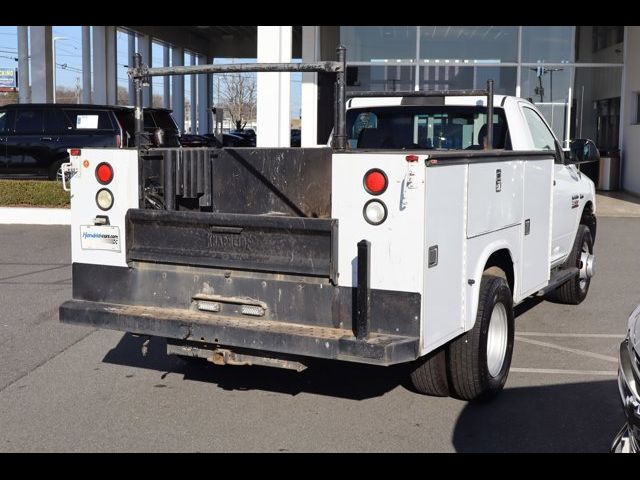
[408,274,514,401]
[548,225,594,305]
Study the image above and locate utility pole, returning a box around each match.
[52,36,68,103]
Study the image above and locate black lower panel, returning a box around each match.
[70,262,420,337]
[59,299,419,365]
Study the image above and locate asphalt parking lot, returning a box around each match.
[0,218,635,452]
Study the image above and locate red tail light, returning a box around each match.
[96,162,114,185]
[70,149,81,156]
[363,169,388,195]
[406,154,419,162]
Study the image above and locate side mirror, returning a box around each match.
[566,139,600,164]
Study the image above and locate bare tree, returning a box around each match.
[219,73,256,130]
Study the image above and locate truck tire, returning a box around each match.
[447,275,514,401]
[408,346,449,397]
[549,225,594,305]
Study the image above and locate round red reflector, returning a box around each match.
[364,170,387,195]
[96,163,113,185]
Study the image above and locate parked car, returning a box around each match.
[0,103,179,180]
[203,133,253,147]
[113,106,181,149]
[611,305,640,453]
[179,133,253,148]
[229,128,256,146]
[178,134,210,147]
[291,128,301,147]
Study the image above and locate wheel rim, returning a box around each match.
[578,238,594,291]
[487,302,508,378]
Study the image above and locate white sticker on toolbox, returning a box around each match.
[80,225,121,252]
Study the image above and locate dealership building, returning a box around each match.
[10,26,640,193]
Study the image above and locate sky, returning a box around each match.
[0,26,302,117]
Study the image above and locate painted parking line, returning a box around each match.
[511,367,617,376]
[517,331,626,339]
[515,336,619,363]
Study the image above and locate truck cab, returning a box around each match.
[345,94,596,278]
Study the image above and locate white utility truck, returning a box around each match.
[59,48,598,401]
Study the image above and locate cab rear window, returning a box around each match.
[347,105,510,150]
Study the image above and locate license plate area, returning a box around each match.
[80,225,121,252]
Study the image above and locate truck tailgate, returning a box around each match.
[126,209,338,283]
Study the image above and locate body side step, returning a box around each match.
[536,267,579,296]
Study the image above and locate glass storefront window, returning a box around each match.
[346,65,415,92]
[521,26,574,63]
[340,26,416,62]
[337,26,625,149]
[575,26,624,64]
[572,67,623,151]
[419,66,516,95]
[420,26,518,63]
[521,66,572,141]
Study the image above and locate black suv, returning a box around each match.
[0,104,180,179]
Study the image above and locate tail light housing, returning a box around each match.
[95,162,113,185]
[363,199,387,225]
[363,169,388,195]
[96,188,114,211]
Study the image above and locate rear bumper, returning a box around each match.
[59,262,421,366]
[60,299,419,365]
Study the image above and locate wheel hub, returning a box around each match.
[580,251,595,280]
[486,302,508,378]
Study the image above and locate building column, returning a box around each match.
[257,26,292,147]
[301,26,319,147]
[197,54,209,134]
[127,32,136,106]
[105,26,117,105]
[622,26,640,193]
[190,53,197,133]
[163,45,170,109]
[29,26,53,103]
[171,46,185,132]
[17,26,30,103]
[82,26,91,103]
[92,26,107,104]
[138,34,152,107]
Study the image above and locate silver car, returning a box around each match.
[612,304,640,453]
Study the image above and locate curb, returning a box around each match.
[0,207,71,225]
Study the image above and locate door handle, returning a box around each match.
[40,137,53,141]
